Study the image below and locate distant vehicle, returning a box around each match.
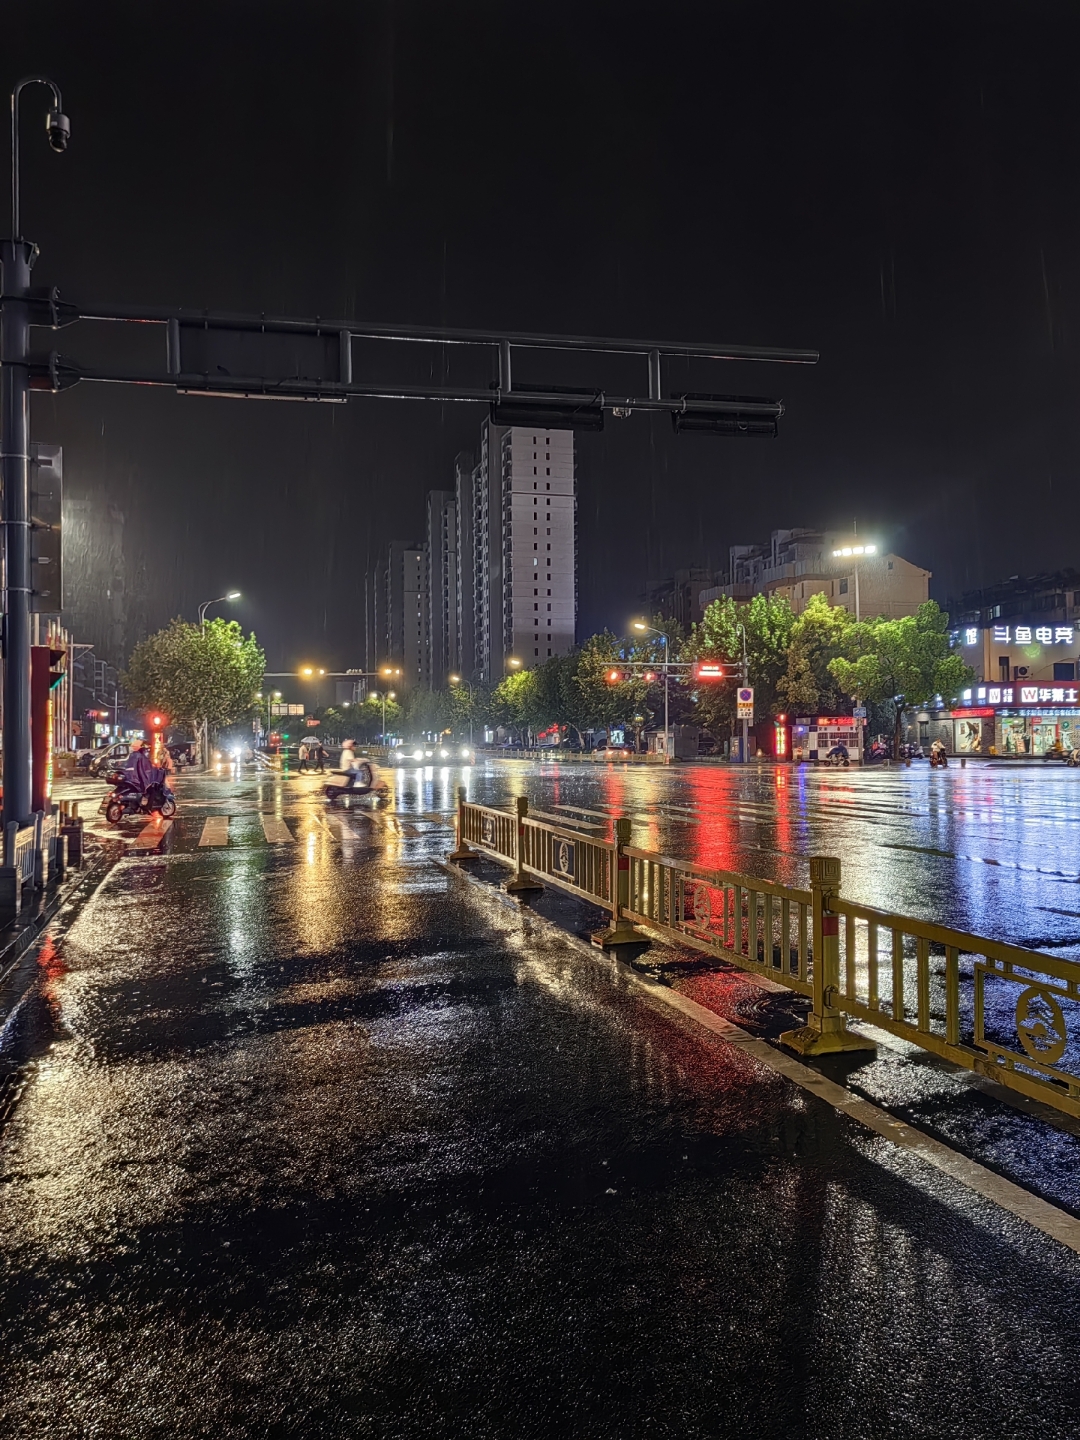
[595,741,633,757]
[167,741,196,768]
[89,741,132,777]
[393,744,473,764]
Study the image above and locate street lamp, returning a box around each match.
[507,657,522,669]
[450,674,476,748]
[831,543,877,625]
[198,590,241,627]
[2,77,70,829]
[633,621,671,763]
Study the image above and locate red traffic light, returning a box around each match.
[150,713,166,728]
[695,662,725,681]
[606,669,623,684]
[643,670,657,683]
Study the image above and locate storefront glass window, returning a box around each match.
[1000,716,1029,755]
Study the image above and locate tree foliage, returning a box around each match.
[776,593,852,716]
[686,593,796,735]
[123,618,264,734]
[829,601,972,753]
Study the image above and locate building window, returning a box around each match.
[888,561,894,570]
[1054,662,1077,681]
[546,468,550,475]
[839,578,848,595]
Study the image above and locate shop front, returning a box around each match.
[951,688,1080,755]
[998,709,1080,756]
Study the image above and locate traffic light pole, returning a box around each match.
[1,237,34,828]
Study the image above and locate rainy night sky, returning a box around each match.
[10,3,1080,669]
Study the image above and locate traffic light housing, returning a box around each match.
[491,383,605,432]
[671,393,780,439]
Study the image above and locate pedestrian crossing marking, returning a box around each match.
[199,816,230,847]
[260,814,295,845]
[133,818,173,850]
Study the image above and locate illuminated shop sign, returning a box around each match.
[961,685,1080,706]
[963,625,1076,646]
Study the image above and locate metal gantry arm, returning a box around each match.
[22,297,817,418]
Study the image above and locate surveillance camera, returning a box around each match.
[46,110,70,152]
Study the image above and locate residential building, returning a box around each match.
[383,421,578,691]
[699,527,929,620]
[947,570,1080,631]
[644,568,721,630]
[375,540,428,687]
[455,420,577,683]
[426,489,457,688]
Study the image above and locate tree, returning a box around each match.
[776,593,853,716]
[491,669,537,744]
[686,593,795,738]
[829,601,973,756]
[123,618,264,746]
[573,632,648,737]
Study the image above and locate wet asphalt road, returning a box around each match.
[3,759,1080,1437]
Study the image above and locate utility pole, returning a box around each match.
[2,78,68,831]
[740,622,750,764]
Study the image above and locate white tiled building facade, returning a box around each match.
[377,420,578,687]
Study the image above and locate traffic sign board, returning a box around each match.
[737,686,754,720]
[852,705,867,719]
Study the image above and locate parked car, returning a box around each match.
[89,741,132,777]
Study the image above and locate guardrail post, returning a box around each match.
[0,820,20,915]
[32,810,46,890]
[591,816,649,951]
[504,795,544,895]
[448,786,480,863]
[780,856,875,1056]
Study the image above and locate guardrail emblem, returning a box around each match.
[554,838,575,878]
[482,815,495,847]
[1015,984,1068,1066]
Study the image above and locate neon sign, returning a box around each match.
[977,625,1076,645]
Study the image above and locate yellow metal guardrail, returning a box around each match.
[450,788,1080,1119]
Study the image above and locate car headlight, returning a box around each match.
[425,750,433,758]
[439,748,449,758]
[413,749,424,760]
[461,748,471,759]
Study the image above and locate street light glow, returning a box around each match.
[508,657,522,668]
[226,590,241,600]
[833,545,877,558]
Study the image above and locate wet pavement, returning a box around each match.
[3,759,1080,1437]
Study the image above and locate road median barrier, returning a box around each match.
[449,790,1080,1120]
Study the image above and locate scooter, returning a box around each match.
[324,760,390,803]
[929,749,949,769]
[102,769,177,823]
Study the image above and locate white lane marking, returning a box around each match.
[260,815,295,845]
[133,818,172,850]
[198,816,230,847]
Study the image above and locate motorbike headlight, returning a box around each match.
[425,750,433,758]
[413,749,424,760]
[439,749,449,758]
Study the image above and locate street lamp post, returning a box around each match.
[2,77,70,831]
[449,675,475,749]
[632,623,670,762]
[195,591,240,765]
[198,590,241,628]
[737,621,750,764]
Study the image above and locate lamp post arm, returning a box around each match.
[11,76,63,241]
